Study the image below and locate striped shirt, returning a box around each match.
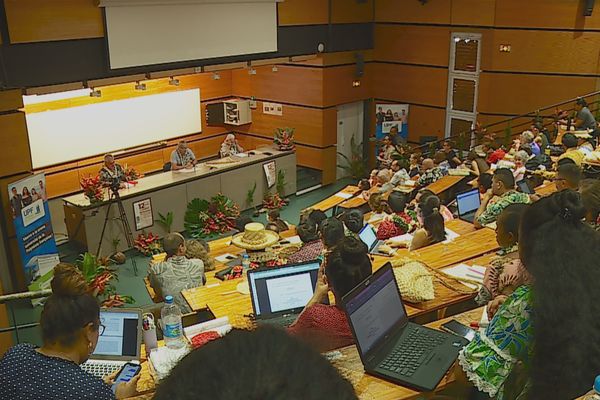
[148,256,205,312]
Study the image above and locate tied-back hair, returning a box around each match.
[419,195,446,244]
[40,263,100,346]
[519,190,600,399]
[325,237,372,301]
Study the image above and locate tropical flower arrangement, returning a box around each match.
[273,127,296,151]
[134,232,163,256]
[80,175,105,203]
[184,194,240,238]
[262,192,288,211]
[391,210,419,234]
[77,252,134,307]
[123,165,142,183]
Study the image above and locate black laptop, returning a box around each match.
[456,188,481,223]
[516,179,535,195]
[247,260,326,328]
[341,263,469,391]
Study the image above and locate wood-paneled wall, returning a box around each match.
[373,0,600,142]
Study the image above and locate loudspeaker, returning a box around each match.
[584,0,595,16]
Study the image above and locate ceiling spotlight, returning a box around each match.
[212,72,221,80]
[248,68,257,75]
[89,89,102,98]
[272,65,278,72]
[169,77,180,86]
[135,82,147,91]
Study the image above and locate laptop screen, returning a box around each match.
[93,310,140,358]
[456,189,481,216]
[358,225,377,250]
[344,265,407,355]
[249,261,322,317]
[517,179,534,195]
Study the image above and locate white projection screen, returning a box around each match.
[26,89,202,169]
[101,0,279,69]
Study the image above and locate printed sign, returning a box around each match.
[133,198,154,231]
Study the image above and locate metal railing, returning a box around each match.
[0,289,52,343]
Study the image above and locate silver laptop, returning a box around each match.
[358,224,390,257]
[81,308,142,378]
[456,189,481,223]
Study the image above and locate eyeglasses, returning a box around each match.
[99,324,106,336]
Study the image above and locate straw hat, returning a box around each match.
[231,222,279,250]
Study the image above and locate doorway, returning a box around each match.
[337,101,365,180]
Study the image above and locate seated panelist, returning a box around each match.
[220,134,244,158]
[171,140,197,171]
[99,154,126,188]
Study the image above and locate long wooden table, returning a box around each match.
[309,185,360,212]
[535,181,557,197]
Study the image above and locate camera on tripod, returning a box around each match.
[109,176,122,193]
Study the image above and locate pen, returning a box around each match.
[467,267,485,276]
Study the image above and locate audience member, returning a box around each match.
[579,179,600,230]
[477,173,493,195]
[288,237,372,352]
[379,159,410,192]
[0,263,139,400]
[466,151,490,176]
[306,209,327,228]
[341,209,364,236]
[375,169,392,188]
[409,194,446,251]
[483,142,506,165]
[287,222,324,264]
[577,133,595,155]
[458,190,600,399]
[416,158,444,187]
[408,153,421,177]
[442,140,462,168]
[185,239,216,272]
[155,327,357,400]
[357,178,370,192]
[574,97,597,131]
[555,163,581,191]
[414,188,453,223]
[474,168,530,228]
[319,217,345,251]
[512,150,529,182]
[558,133,584,166]
[148,233,205,312]
[521,130,540,156]
[267,209,289,232]
[377,136,395,168]
[433,151,450,174]
[376,192,417,240]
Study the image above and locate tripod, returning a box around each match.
[95,186,138,275]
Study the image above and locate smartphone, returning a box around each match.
[441,319,476,342]
[111,362,141,393]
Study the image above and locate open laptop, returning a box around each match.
[342,263,468,391]
[81,308,142,378]
[516,179,535,195]
[358,224,390,257]
[248,260,326,328]
[456,188,481,223]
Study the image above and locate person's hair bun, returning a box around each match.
[338,236,368,263]
[51,263,89,297]
[554,190,586,222]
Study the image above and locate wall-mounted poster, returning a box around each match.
[8,173,59,290]
[133,198,154,231]
[263,161,277,188]
[375,103,409,142]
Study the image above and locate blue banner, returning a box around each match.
[8,173,59,285]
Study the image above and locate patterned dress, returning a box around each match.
[459,285,533,399]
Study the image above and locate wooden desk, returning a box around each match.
[332,307,485,400]
[535,181,557,197]
[310,185,360,212]
[427,175,464,195]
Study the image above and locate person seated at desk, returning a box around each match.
[414,188,453,223]
[466,151,490,177]
[376,136,395,169]
[155,327,358,400]
[482,141,506,165]
[521,130,540,156]
[341,209,364,238]
[319,217,345,253]
[367,192,389,222]
[579,179,600,231]
[408,152,421,178]
[148,233,205,313]
[474,168,530,228]
[433,151,451,175]
[267,209,289,232]
[456,190,600,400]
[379,159,410,193]
[219,133,244,158]
[0,263,139,400]
[555,162,582,191]
[288,237,372,352]
[376,191,417,240]
[442,139,462,168]
[512,150,529,183]
[416,158,444,187]
[558,133,585,166]
[287,222,324,264]
[185,239,216,272]
[574,97,598,131]
[170,140,197,171]
[99,154,126,187]
[476,204,530,311]
[476,173,493,195]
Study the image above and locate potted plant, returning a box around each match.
[80,175,104,204]
[246,182,260,217]
[76,252,134,307]
[262,191,288,211]
[134,232,163,256]
[337,135,367,179]
[276,170,287,197]
[184,194,240,238]
[273,127,296,151]
[157,211,174,234]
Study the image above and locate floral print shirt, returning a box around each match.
[416,167,445,187]
[476,191,530,225]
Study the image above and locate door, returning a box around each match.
[445,33,482,141]
[337,102,364,180]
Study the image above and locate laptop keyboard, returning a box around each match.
[379,327,447,377]
[258,314,298,328]
[81,362,121,378]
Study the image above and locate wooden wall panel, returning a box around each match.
[232,66,324,108]
[331,0,374,24]
[290,51,374,67]
[450,0,496,26]
[237,102,336,147]
[371,63,448,108]
[375,0,451,24]
[494,0,600,30]
[277,0,329,26]
[0,89,24,112]
[0,113,32,177]
[374,25,450,66]
[406,105,446,143]
[478,72,597,115]
[323,65,371,107]
[4,0,104,43]
[294,145,337,185]
[119,149,166,175]
[45,169,80,199]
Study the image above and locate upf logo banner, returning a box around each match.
[8,173,59,284]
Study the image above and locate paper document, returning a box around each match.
[442,228,460,243]
[334,191,353,199]
[215,253,237,263]
[388,233,413,244]
[403,180,416,187]
[173,168,195,173]
[441,263,486,289]
[283,235,302,244]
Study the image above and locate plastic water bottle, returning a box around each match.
[242,253,251,271]
[584,376,600,400]
[161,295,184,349]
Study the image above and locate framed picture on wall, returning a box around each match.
[133,198,154,231]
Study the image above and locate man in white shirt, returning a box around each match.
[380,160,410,193]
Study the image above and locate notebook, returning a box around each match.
[81,308,142,378]
[248,260,325,327]
[342,263,468,391]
